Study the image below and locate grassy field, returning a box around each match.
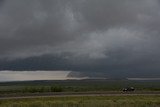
[0,80,159,107]
[0,95,159,107]
[0,80,159,94]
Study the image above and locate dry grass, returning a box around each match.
[0,95,159,107]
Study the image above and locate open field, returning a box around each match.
[0,80,159,95]
[0,95,159,107]
[0,80,159,107]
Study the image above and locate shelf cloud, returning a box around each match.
[0,0,160,77]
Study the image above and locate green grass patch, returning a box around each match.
[0,95,159,107]
[0,80,159,94]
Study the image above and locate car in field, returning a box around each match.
[123,87,135,92]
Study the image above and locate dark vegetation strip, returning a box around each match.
[0,80,159,94]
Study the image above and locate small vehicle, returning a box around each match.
[123,87,135,92]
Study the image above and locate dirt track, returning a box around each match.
[0,92,160,100]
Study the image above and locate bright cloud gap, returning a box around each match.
[0,71,88,82]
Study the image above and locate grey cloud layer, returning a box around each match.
[0,0,160,73]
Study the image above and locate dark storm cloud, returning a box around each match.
[0,0,79,58]
[0,0,160,76]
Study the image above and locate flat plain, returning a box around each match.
[0,95,159,107]
[0,80,159,107]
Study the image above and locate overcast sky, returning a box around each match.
[0,0,160,77]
